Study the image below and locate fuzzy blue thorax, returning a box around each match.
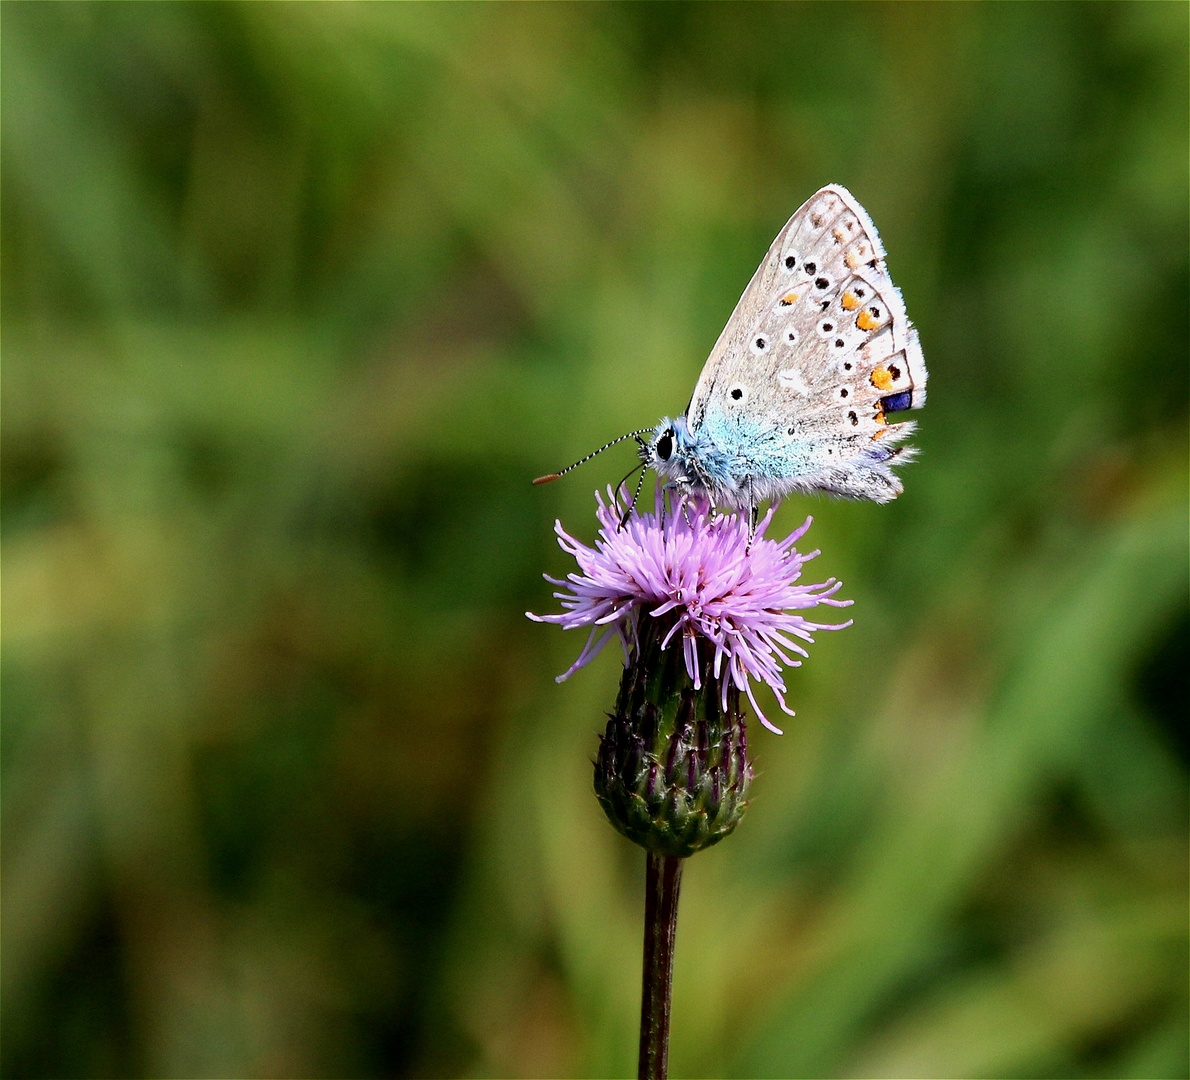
[643,417,737,506]
[644,416,818,509]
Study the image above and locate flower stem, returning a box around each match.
[638,851,683,1080]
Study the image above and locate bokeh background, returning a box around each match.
[3,3,1187,1078]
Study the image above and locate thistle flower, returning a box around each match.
[529,486,851,858]
[528,486,852,734]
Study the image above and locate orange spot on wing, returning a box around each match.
[844,250,861,269]
[874,407,886,425]
[856,309,881,331]
[841,290,861,310]
[779,291,800,306]
[870,366,894,390]
[872,426,891,439]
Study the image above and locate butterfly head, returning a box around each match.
[642,416,706,491]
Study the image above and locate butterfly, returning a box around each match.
[536,185,926,514]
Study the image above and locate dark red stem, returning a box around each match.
[638,852,683,1080]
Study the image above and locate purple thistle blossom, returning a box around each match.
[527,486,853,733]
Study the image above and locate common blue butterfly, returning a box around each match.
[536,185,926,512]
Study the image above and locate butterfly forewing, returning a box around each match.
[684,185,926,502]
[688,187,884,420]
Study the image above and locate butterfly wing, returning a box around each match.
[686,185,927,503]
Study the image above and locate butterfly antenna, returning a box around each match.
[532,428,654,485]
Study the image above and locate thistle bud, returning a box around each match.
[595,613,753,857]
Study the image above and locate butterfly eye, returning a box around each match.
[656,433,673,462]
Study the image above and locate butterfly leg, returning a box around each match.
[616,462,648,528]
[745,476,759,551]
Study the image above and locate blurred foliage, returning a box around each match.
[2,3,1187,1078]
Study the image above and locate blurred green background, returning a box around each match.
[2,3,1187,1077]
